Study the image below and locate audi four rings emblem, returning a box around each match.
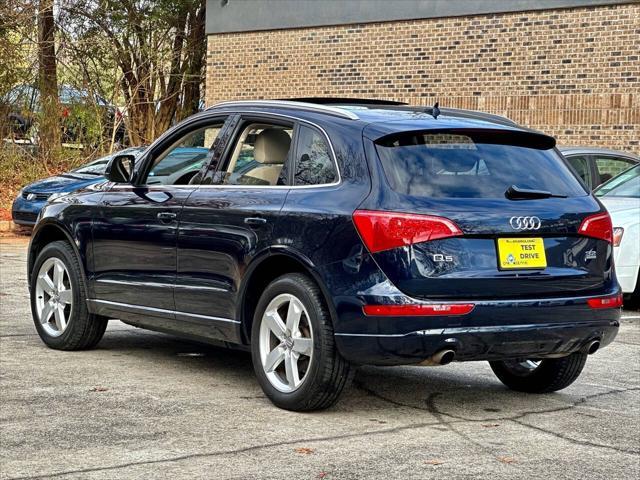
[509,216,542,230]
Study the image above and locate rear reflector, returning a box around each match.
[612,227,624,247]
[587,293,623,309]
[352,210,463,253]
[363,303,475,316]
[579,212,613,243]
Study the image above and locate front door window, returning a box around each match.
[145,124,224,186]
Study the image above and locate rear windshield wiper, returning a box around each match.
[505,185,567,200]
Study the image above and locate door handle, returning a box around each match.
[244,217,267,225]
[157,212,177,222]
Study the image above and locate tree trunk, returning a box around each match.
[37,0,60,160]
[178,0,206,122]
[155,13,187,135]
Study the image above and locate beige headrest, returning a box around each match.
[254,129,291,164]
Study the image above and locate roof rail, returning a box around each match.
[207,100,360,120]
[281,97,407,106]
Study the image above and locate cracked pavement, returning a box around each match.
[1,237,639,479]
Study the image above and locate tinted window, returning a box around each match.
[376,131,586,199]
[145,124,224,185]
[594,155,635,187]
[293,126,337,186]
[595,165,640,198]
[73,148,145,175]
[566,155,593,188]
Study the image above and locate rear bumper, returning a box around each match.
[333,294,620,366]
[336,319,618,365]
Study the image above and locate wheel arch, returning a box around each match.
[28,220,89,297]
[238,248,337,344]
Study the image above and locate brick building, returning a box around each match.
[205,0,639,152]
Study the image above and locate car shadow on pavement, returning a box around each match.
[94,323,604,418]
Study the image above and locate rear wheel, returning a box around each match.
[489,353,588,393]
[251,273,352,411]
[30,240,108,350]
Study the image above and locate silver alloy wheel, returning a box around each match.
[519,359,542,370]
[35,257,73,337]
[503,358,542,376]
[258,293,314,393]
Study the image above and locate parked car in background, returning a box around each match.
[12,147,146,227]
[1,84,126,145]
[12,144,211,227]
[560,146,639,190]
[27,99,621,411]
[595,164,640,301]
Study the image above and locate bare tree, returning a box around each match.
[37,0,60,158]
[61,0,206,146]
[177,0,206,123]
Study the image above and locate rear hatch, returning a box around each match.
[357,126,614,300]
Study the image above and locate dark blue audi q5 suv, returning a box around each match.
[27,99,621,411]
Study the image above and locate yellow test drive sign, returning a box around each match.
[497,238,547,270]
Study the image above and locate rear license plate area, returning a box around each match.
[497,237,547,270]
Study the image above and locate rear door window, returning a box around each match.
[565,155,593,188]
[375,130,587,198]
[593,155,636,187]
[293,125,338,186]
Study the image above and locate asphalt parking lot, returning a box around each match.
[1,237,639,480]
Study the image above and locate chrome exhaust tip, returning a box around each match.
[420,349,456,366]
[584,340,600,355]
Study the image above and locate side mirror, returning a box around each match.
[105,154,135,183]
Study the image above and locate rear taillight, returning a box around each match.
[363,303,475,316]
[578,212,613,243]
[352,210,463,253]
[587,293,623,309]
[612,227,624,247]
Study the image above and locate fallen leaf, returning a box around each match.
[498,456,517,464]
[295,447,315,455]
[482,423,500,428]
[424,459,444,465]
[89,387,108,392]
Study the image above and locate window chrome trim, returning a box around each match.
[87,299,240,324]
[96,279,227,292]
[207,100,360,121]
[105,111,343,191]
[197,110,342,190]
[96,279,175,289]
[105,183,198,190]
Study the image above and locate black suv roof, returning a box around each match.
[206,98,520,129]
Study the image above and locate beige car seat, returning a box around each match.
[249,129,291,185]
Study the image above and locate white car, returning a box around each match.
[596,164,640,300]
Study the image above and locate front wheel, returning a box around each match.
[489,352,588,393]
[251,273,352,411]
[30,240,108,350]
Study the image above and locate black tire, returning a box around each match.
[489,353,588,393]
[251,273,352,411]
[30,240,108,350]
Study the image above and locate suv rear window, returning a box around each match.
[375,130,586,198]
